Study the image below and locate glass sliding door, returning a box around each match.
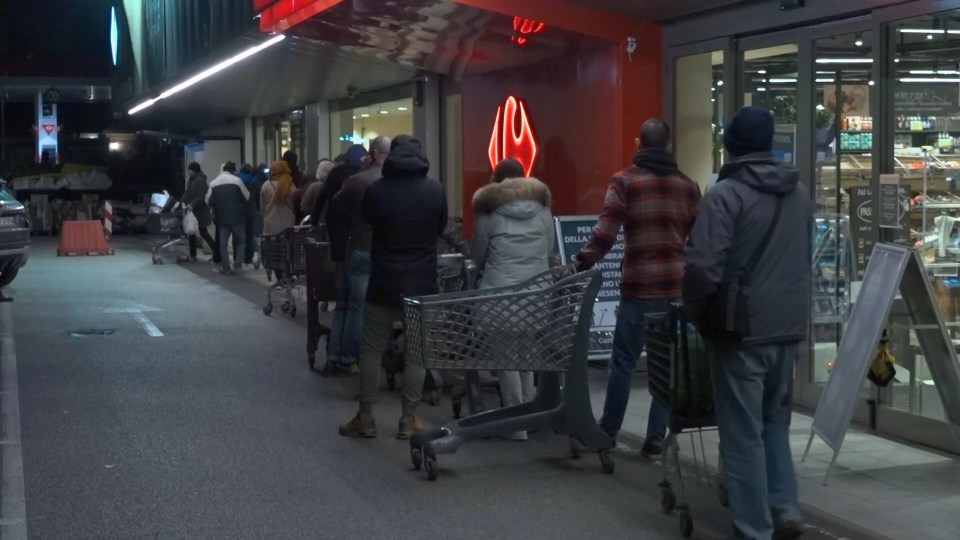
[674,49,725,191]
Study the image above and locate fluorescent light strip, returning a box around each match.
[816,78,836,83]
[768,78,797,83]
[898,29,960,34]
[908,70,960,75]
[900,77,960,83]
[128,34,286,115]
[816,58,873,64]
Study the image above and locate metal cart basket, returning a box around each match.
[406,268,613,481]
[149,210,186,265]
[646,306,725,538]
[260,226,325,318]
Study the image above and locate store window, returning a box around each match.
[331,98,414,157]
[811,32,873,385]
[888,12,960,421]
[741,44,799,165]
[674,50,724,191]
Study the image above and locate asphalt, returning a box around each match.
[0,237,881,540]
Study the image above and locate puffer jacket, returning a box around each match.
[471,177,555,289]
[683,152,813,345]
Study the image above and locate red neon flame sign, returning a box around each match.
[488,96,538,177]
[511,17,546,46]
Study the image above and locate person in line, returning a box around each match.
[261,160,297,235]
[471,157,553,441]
[282,151,305,224]
[300,159,335,221]
[573,119,701,456]
[322,137,392,377]
[683,107,811,540]
[206,162,250,275]
[237,164,263,268]
[183,162,220,265]
[339,135,447,439]
[311,145,367,229]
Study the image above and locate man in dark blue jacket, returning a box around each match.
[339,135,447,439]
[683,107,812,540]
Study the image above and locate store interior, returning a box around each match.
[332,98,414,156]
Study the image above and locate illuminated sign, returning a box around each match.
[488,96,538,177]
[511,17,546,46]
[110,6,119,66]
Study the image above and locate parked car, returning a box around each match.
[0,179,29,288]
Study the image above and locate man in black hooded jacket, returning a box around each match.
[683,106,812,540]
[339,135,447,440]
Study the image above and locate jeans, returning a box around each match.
[240,213,261,264]
[217,223,246,272]
[188,226,220,263]
[329,250,371,365]
[712,342,801,540]
[599,297,672,446]
[358,302,426,414]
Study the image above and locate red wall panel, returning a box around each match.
[460,37,661,234]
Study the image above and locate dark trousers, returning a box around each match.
[188,227,220,263]
[218,223,246,272]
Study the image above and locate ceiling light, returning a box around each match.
[711,98,716,102]
[895,58,900,63]
[854,33,863,47]
[816,58,873,64]
[128,34,286,115]
[717,80,724,86]
[108,141,121,151]
[380,110,388,114]
[757,87,767,92]
[352,116,356,119]
[768,78,797,83]
[927,34,935,40]
[898,29,960,34]
[868,80,875,86]
[711,87,716,92]
[816,78,836,83]
[900,77,960,83]
[397,106,409,111]
[816,104,825,111]
[758,70,767,74]
[361,113,370,118]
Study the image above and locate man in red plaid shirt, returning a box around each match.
[574,119,701,455]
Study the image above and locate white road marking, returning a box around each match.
[0,302,28,540]
[131,311,164,337]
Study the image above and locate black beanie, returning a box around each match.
[724,106,775,157]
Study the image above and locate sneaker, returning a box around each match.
[641,441,663,457]
[774,520,804,540]
[397,415,426,440]
[339,412,377,438]
[342,363,361,376]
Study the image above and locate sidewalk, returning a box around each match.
[600,375,960,540]
[141,236,959,539]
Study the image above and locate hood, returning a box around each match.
[237,172,256,186]
[382,143,430,178]
[633,148,679,176]
[718,153,799,195]
[473,177,551,217]
[344,144,368,169]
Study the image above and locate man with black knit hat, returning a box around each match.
[683,106,812,540]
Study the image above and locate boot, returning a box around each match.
[339,404,377,438]
[397,415,425,440]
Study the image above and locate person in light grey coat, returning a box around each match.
[470,160,554,440]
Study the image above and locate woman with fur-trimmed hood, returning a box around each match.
[471,158,555,440]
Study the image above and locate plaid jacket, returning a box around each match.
[575,161,701,300]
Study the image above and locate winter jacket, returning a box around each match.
[363,143,447,306]
[261,180,297,235]
[315,163,362,261]
[183,173,212,228]
[575,148,701,299]
[329,163,383,255]
[301,181,323,218]
[206,173,250,226]
[683,152,813,345]
[237,171,262,215]
[471,178,555,289]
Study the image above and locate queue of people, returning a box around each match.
[186,109,806,540]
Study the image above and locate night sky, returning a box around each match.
[0,0,112,76]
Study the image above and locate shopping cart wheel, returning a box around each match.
[451,399,462,419]
[599,449,615,474]
[410,446,423,471]
[263,303,273,316]
[718,482,729,508]
[568,436,582,460]
[289,305,297,318]
[660,485,676,514]
[387,374,396,391]
[678,509,693,538]
[424,455,438,481]
[281,301,291,314]
[152,256,161,265]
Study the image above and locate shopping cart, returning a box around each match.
[260,226,326,317]
[406,268,613,481]
[645,305,725,538]
[305,237,336,370]
[149,208,187,265]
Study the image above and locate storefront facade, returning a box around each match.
[665,0,960,453]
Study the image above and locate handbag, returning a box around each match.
[183,209,199,236]
[695,195,783,343]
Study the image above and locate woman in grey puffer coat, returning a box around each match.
[471,158,555,440]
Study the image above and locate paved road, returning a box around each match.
[0,238,877,539]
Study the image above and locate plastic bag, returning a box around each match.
[183,210,199,236]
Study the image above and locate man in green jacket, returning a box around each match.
[183,162,220,264]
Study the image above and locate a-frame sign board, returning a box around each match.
[803,243,960,485]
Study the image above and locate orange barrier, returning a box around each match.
[57,220,115,256]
